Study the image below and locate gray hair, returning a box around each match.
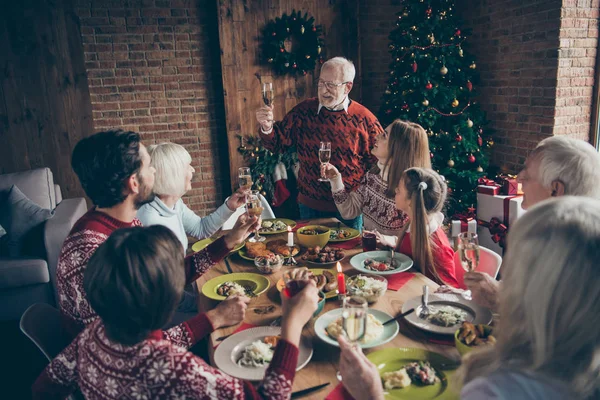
[147,143,192,197]
[322,57,356,82]
[458,196,600,397]
[531,136,600,199]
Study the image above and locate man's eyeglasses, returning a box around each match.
[317,80,349,90]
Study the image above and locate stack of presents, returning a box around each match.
[451,175,525,256]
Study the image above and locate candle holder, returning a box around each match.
[283,245,297,266]
[336,291,347,302]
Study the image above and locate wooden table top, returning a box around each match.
[196,218,460,399]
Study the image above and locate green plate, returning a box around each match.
[258,218,297,234]
[328,227,360,242]
[367,348,459,400]
[191,237,244,253]
[201,273,270,301]
[275,268,338,299]
[238,247,255,261]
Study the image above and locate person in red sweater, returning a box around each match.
[34,226,319,399]
[255,57,383,229]
[394,168,459,287]
[57,129,255,348]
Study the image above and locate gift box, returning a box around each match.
[476,192,526,255]
[476,177,501,196]
[497,175,519,195]
[451,218,477,237]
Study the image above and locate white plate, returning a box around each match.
[401,293,493,335]
[350,251,413,275]
[214,326,313,381]
[314,308,399,349]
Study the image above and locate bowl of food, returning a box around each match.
[455,322,496,356]
[254,254,283,274]
[296,225,331,248]
[301,246,345,266]
[346,274,388,303]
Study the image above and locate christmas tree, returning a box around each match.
[379,0,493,217]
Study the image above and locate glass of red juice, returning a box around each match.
[283,270,306,297]
[362,231,377,252]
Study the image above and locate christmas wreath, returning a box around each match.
[262,10,324,76]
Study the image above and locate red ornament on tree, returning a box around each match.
[412,62,418,73]
[479,128,483,134]
[466,80,473,92]
[279,48,285,53]
[425,82,433,90]
[477,135,483,146]
[455,29,461,36]
[271,32,277,36]
[467,154,476,163]
[426,6,432,16]
[312,26,317,32]
[430,152,434,159]
[455,134,463,142]
[386,109,392,114]
[402,103,409,110]
[292,63,297,68]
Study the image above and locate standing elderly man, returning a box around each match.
[255,57,384,229]
[465,136,600,310]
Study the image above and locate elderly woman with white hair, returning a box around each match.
[137,142,247,251]
[465,136,600,310]
[335,197,600,400]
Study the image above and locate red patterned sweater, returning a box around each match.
[56,209,230,348]
[259,98,383,212]
[32,319,298,400]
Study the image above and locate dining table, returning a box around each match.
[195,218,461,399]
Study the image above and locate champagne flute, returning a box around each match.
[457,232,480,300]
[262,83,274,106]
[246,190,265,242]
[238,167,253,191]
[318,141,331,182]
[336,296,368,381]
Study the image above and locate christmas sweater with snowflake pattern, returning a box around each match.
[259,98,383,212]
[32,319,298,400]
[56,209,229,348]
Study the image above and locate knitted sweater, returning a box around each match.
[56,209,229,348]
[259,98,383,212]
[330,168,408,236]
[32,319,298,400]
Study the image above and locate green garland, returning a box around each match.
[262,10,325,76]
[237,135,298,202]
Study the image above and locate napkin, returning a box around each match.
[213,322,259,349]
[325,383,355,400]
[385,272,415,291]
[329,237,361,250]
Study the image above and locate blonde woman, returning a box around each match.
[324,119,431,240]
[137,143,246,252]
[460,196,600,399]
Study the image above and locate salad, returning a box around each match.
[363,258,398,272]
[330,229,353,240]
[237,339,275,368]
[427,306,468,327]
[260,220,288,232]
[346,275,387,303]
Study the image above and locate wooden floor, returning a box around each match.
[0,319,47,399]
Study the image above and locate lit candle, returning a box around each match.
[287,225,294,247]
[336,262,346,295]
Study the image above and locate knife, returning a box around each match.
[382,308,415,326]
[291,382,330,399]
[224,255,233,274]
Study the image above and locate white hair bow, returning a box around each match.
[418,182,428,191]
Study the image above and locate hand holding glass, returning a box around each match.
[238,167,253,191]
[246,190,265,242]
[458,232,480,300]
[318,142,331,182]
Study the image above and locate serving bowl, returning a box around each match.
[296,225,331,248]
[346,274,388,303]
[254,254,283,274]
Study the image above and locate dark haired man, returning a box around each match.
[57,130,256,349]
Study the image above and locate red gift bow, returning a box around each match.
[477,177,498,186]
[478,217,508,248]
[453,210,476,233]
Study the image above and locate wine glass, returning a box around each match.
[318,141,331,182]
[457,232,480,300]
[238,167,253,191]
[246,190,265,242]
[336,296,368,381]
[262,83,274,106]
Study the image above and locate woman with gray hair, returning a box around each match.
[459,196,600,399]
[137,142,247,251]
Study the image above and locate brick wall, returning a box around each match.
[74,0,228,215]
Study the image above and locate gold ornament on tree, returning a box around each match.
[447,159,455,168]
[422,99,429,106]
[440,66,448,75]
[452,99,459,107]
[476,166,484,173]
[470,62,477,69]
[466,119,473,128]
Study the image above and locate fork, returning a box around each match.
[390,248,396,268]
[419,285,433,319]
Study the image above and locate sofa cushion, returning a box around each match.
[0,168,56,210]
[0,185,54,257]
[0,258,49,289]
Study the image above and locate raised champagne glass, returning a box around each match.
[238,167,253,191]
[457,232,480,300]
[246,190,265,242]
[262,83,274,106]
[318,141,331,182]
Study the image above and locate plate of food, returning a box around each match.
[214,326,313,381]
[258,218,297,234]
[455,322,496,356]
[300,246,346,267]
[401,293,493,335]
[201,273,270,301]
[314,308,399,349]
[328,227,360,242]
[275,267,339,299]
[191,236,244,253]
[350,251,413,275]
[367,347,459,399]
[239,240,301,261]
